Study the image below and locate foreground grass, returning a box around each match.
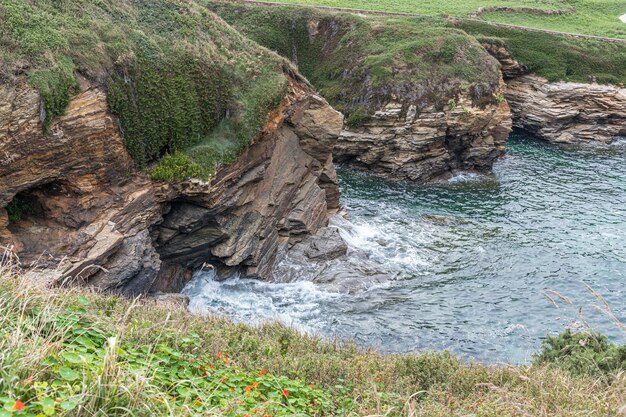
[248,0,626,38]
[1,265,625,416]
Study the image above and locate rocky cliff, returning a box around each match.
[334,82,512,182]
[505,75,626,144]
[0,74,343,295]
[209,3,513,181]
[482,41,626,144]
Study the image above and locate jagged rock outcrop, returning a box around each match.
[209,4,515,182]
[0,75,343,295]
[504,75,626,144]
[334,82,512,182]
[480,42,528,79]
[482,41,626,144]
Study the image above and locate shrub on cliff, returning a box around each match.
[534,328,626,379]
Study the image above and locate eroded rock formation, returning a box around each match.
[334,81,512,182]
[0,74,343,295]
[483,42,626,144]
[505,75,626,144]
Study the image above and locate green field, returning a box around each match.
[252,0,626,39]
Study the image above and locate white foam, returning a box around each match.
[448,171,484,183]
[183,270,341,333]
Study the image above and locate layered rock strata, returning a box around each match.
[334,84,512,182]
[0,75,343,295]
[483,42,626,144]
[505,75,626,144]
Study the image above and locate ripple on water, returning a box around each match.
[184,133,626,364]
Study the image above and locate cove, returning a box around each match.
[184,132,626,364]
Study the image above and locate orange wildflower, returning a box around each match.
[259,369,266,376]
[12,400,25,411]
[245,382,259,392]
[282,389,289,397]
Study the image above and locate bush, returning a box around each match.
[534,329,626,378]
[345,105,371,128]
[149,151,203,182]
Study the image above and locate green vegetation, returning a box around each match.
[28,57,80,131]
[209,3,502,124]
[0,0,289,178]
[460,21,626,84]
[209,1,626,91]
[535,328,626,379]
[251,0,626,39]
[1,262,625,416]
[5,196,28,223]
[150,152,203,183]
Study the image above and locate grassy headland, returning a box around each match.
[208,1,626,90]
[240,0,626,39]
[208,2,503,125]
[1,259,625,416]
[458,20,626,84]
[0,0,290,180]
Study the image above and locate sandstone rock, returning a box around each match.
[334,81,512,182]
[505,75,626,144]
[481,42,528,79]
[0,75,343,294]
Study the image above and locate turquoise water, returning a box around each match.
[184,133,626,363]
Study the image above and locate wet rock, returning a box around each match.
[293,227,348,261]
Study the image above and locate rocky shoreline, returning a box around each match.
[0,74,343,295]
[1,7,625,298]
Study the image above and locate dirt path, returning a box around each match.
[230,0,626,44]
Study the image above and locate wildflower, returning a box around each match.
[282,389,289,397]
[309,384,314,389]
[223,358,231,364]
[12,400,25,411]
[245,382,259,392]
[259,369,266,376]
[236,400,244,405]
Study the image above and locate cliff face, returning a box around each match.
[505,75,626,144]
[209,4,514,182]
[0,76,343,295]
[334,82,512,182]
[482,41,626,144]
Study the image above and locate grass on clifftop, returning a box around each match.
[209,2,502,124]
[247,0,626,39]
[1,259,625,417]
[459,20,626,84]
[0,0,289,181]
